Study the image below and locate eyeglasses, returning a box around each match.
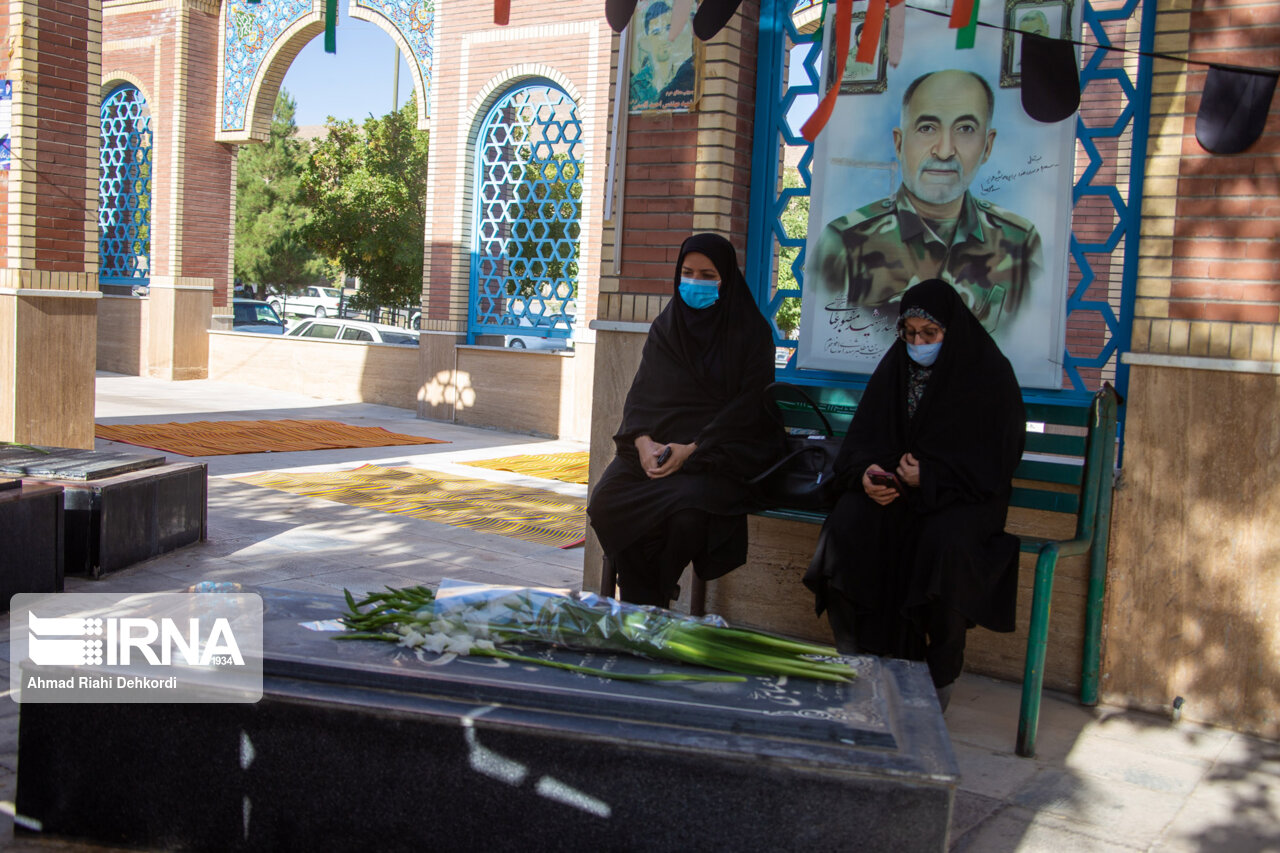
[899,325,943,343]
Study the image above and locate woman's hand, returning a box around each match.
[647,441,697,479]
[896,452,921,488]
[862,464,900,505]
[635,435,664,476]
[635,436,697,479]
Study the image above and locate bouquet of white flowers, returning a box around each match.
[339,580,854,684]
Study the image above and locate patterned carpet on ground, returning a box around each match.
[95,419,446,457]
[459,451,590,485]
[235,463,586,548]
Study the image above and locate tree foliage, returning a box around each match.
[234,90,326,298]
[299,99,430,314]
[508,154,581,305]
[775,166,808,338]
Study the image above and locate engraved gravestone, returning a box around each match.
[16,588,958,851]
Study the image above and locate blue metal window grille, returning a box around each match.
[746,0,1155,409]
[99,84,153,288]
[470,81,583,342]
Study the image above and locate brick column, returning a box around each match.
[0,0,102,449]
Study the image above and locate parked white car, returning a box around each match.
[269,286,342,319]
[287,318,419,346]
[503,316,573,351]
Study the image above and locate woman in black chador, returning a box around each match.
[588,233,782,607]
[803,279,1025,708]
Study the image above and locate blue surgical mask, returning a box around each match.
[678,278,720,309]
[907,341,942,367]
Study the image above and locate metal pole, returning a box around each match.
[392,46,401,111]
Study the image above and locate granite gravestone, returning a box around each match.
[16,588,958,851]
[0,446,206,576]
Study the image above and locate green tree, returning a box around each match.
[509,154,581,307]
[299,99,430,315]
[775,166,808,338]
[234,89,326,298]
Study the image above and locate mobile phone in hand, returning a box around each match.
[657,446,673,466]
[869,471,900,490]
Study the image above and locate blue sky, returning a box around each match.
[280,4,416,128]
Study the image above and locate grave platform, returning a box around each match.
[15,588,958,851]
[0,446,205,577]
[0,481,63,608]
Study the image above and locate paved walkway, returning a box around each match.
[0,372,1275,851]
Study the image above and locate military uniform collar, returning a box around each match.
[893,187,986,248]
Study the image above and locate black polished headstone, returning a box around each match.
[0,445,166,481]
[23,462,206,577]
[16,588,958,851]
[0,483,63,608]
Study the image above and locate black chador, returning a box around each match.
[804,279,1025,689]
[588,233,782,606]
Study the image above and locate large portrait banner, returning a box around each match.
[799,0,1080,389]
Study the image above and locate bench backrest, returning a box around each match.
[772,384,1121,538]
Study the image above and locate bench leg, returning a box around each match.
[1017,544,1060,758]
[601,555,617,600]
[690,575,707,617]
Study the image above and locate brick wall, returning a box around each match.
[420,2,614,334]
[32,0,96,273]
[597,0,760,324]
[104,0,233,304]
[1134,0,1280,359]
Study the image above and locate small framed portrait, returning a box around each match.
[823,11,889,95]
[1001,0,1074,87]
[628,0,702,112]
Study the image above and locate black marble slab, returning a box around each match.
[16,588,959,852]
[0,483,63,607]
[0,445,166,481]
[24,462,207,576]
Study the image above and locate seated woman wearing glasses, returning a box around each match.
[803,279,1026,709]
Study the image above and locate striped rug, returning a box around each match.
[235,464,586,548]
[95,419,445,457]
[460,451,590,485]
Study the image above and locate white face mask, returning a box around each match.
[907,341,943,366]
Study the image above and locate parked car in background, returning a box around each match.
[503,316,573,351]
[231,299,287,334]
[269,285,342,319]
[287,318,419,346]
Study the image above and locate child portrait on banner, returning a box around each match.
[799,0,1080,389]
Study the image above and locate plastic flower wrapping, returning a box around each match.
[339,579,854,684]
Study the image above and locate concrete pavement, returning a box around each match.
[0,372,1275,851]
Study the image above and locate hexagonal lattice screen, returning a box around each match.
[99,85,152,287]
[470,83,582,340]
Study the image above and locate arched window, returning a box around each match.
[470,81,583,344]
[99,84,152,291]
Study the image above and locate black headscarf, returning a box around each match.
[835,278,1026,509]
[612,233,780,479]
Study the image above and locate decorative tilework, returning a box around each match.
[221,0,311,132]
[355,0,434,117]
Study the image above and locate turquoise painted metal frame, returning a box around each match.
[468,79,582,344]
[745,0,1155,416]
[745,0,1154,757]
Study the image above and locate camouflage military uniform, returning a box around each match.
[812,187,1043,332]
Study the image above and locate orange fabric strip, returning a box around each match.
[856,0,886,64]
[949,0,973,29]
[801,0,852,142]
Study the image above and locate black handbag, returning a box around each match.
[749,383,843,511]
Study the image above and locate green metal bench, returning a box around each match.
[712,384,1121,758]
